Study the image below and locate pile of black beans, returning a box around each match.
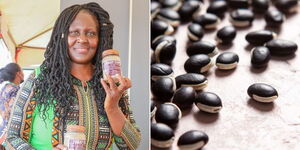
[151,0,298,149]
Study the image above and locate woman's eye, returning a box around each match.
[69,31,79,36]
[87,32,96,37]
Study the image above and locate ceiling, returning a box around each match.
[0,0,59,49]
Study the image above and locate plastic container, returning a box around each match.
[64,125,86,150]
[102,49,122,80]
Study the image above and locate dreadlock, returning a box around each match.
[33,2,113,123]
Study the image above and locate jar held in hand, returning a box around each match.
[64,125,86,150]
[102,49,122,81]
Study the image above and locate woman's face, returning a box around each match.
[17,69,24,84]
[68,10,99,64]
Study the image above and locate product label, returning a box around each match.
[103,60,121,77]
[68,139,86,150]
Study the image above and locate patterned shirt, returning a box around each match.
[0,82,20,144]
[4,70,141,150]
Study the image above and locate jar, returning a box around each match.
[102,49,122,80]
[64,125,86,150]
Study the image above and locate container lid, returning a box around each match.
[66,125,85,132]
[102,49,120,57]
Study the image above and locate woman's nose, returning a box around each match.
[76,35,88,43]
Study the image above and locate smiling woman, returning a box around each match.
[68,10,99,65]
[4,2,141,150]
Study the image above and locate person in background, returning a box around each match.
[0,63,24,145]
[5,2,141,150]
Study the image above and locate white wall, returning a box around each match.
[130,0,150,150]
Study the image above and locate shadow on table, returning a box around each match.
[244,44,254,51]
[151,145,172,150]
[193,111,220,124]
[215,68,237,77]
[217,43,233,51]
[250,66,268,74]
[247,98,275,112]
[264,25,282,34]
[271,54,296,61]
[181,107,193,117]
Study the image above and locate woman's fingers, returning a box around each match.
[106,74,117,90]
[102,74,131,98]
[124,77,132,89]
[117,74,126,92]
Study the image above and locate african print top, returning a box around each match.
[4,71,141,150]
[0,82,20,144]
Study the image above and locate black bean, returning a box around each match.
[195,92,222,113]
[151,37,177,65]
[151,63,174,81]
[151,123,175,148]
[216,52,239,70]
[193,13,221,29]
[275,0,299,14]
[151,20,174,41]
[187,23,204,41]
[178,0,201,22]
[151,77,175,102]
[184,54,212,73]
[160,42,176,65]
[159,0,182,11]
[151,1,161,19]
[247,83,278,103]
[230,9,254,27]
[266,39,298,55]
[245,30,277,45]
[228,0,249,9]
[151,50,156,65]
[155,103,182,128]
[207,0,228,18]
[177,130,209,149]
[151,35,176,51]
[157,8,181,27]
[216,26,237,44]
[252,0,269,14]
[265,9,285,27]
[151,99,157,118]
[251,46,271,68]
[172,86,196,110]
[187,41,218,57]
[175,73,208,91]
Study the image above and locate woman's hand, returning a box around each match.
[101,74,131,110]
[53,144,68,150]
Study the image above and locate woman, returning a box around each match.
[0,63,24,144]
[5,2,141,150]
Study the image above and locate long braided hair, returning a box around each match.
[33,2,113,123]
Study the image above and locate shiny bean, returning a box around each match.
[155,103,182,128]
[247,83,278,103]
[151,123,175,148]
[195,92,222,113]
[184,54,212,73]
[177,130,209,149]
[175,73,208,91]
